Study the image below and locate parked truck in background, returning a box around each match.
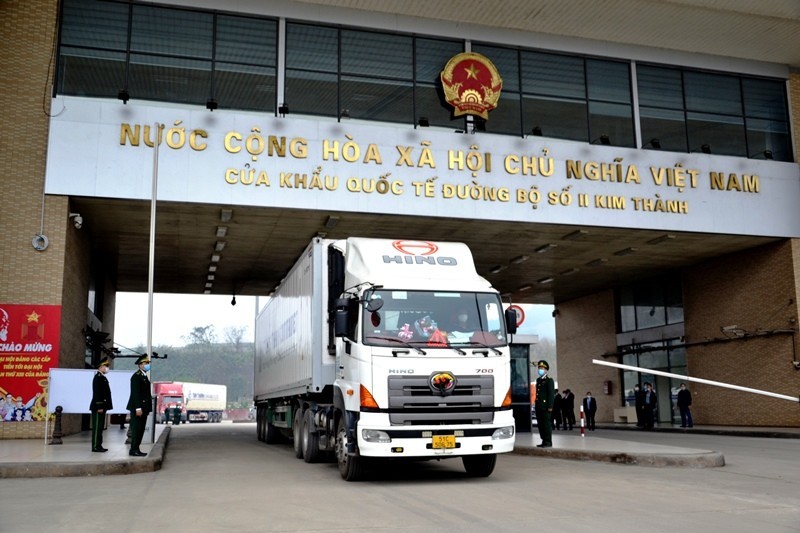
[254,237,518,481]
[154,381,185,424]
[154,381,227,423]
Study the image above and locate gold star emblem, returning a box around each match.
[464,63,479,80]
[26,311,41,323]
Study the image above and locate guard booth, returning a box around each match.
[509,335,539,433]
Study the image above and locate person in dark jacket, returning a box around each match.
[676,382,694,428]
[90,357,113,452]
[534,360,555,448]
[642,382,657,430]
[126,354,152,457]
[582,391,597,431]
[552,389,563,430]
[633,383,645,427]
[562,389,576,430]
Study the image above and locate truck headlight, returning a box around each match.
[362,429,391,443]
[491,426,514,440]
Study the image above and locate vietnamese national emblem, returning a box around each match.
[440,52,503,120]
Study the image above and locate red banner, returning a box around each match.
[0,304,61,422]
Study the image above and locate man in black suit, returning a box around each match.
[562,389,576,430]
[582,391,597,431]
[642,382,657,430]
[90,357,113,452]
[126,354,152,457]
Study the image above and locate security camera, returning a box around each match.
[69,213,83,229]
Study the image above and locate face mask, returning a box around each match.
[537,368,545,377]
[100,366,108,374]
[143,364,151,372]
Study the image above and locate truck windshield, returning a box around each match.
[362,290,507,348]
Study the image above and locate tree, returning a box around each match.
[183,325,216,345]
[224,326,248,351]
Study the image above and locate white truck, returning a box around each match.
[254,237,518,481]
[182,382,227,423]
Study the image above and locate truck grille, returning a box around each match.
[386,375,495,425]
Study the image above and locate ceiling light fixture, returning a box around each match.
[211,254,221,263]
[518,285,533,292]
[647,234,675,245]
[325,215,340,229]
[207,274,215,281]
[489,265,506,274]
[216,226,228,238]
[613,247,638,256]
[586,258,607,267]
[220,209,233,222]
[537,277,554,284]
[208,265,217,272]
[215,241,226,252]
[560,268,579,275]
[205,283,212,289]
[511,255,529,264]
[535,243,557,253]
[204,289,211,294]
[562,229,588,240]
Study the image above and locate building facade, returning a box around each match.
[1,0,798,438]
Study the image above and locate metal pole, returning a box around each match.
[148,123,162,443]
[592,359,799,404]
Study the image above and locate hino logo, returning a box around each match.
[385,240,457,266]
[388,369,415,374]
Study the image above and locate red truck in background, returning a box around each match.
[154,381,186,424]
[154,381,227,424]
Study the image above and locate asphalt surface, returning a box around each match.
[2,421,798,478]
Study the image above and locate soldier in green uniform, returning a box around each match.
[90,357,112,452]
[534,359,555,448]
[126,354,152,457]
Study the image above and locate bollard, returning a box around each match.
[50,405,63,445]
[580,405,585,437]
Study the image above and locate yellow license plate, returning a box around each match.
[432,435,456,449]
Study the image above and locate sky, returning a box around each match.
[113,292,555,349]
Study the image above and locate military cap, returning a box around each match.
[98,357,110,368]
[537,359,549,370]
[134,354,150,365]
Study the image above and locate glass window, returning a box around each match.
[473,45,519,92]
[286,24,338,72]
[640,107,688,152]
[342,30,412,79]
[522,95,587,141]
[416,38,462,83]
[619,286,636,333]
[521,51,584,99]
[587,60,631,103]
[637,65,683,109]
[684,71,742,115]
[285,70,338,117]
[128,54,211,105]
[60,0,129,49]
[687,111,746,156]
[589,101,634,147]
[131,6,213,58]
[216,15,276,65]
[340,77,414,122]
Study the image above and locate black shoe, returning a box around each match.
[129,450,147,457]
[92,447,107,453]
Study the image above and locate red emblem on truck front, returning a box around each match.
[430,371,456,396]
[392,240,438,256]
[440,52,503,120]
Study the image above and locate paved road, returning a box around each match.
[1,423,798,533]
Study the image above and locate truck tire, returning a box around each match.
[462,454,497,477]
[302,409,321,463]
[292,408,304,459]
[335,417,364,481]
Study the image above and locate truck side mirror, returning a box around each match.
[505,308,518,335]
[365,298,383,312]
[334,298,351,337]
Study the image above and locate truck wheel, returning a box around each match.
[302,409,321,463]
[462,454,497,477]
[335,417,363,481]
[292,408,304,459]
